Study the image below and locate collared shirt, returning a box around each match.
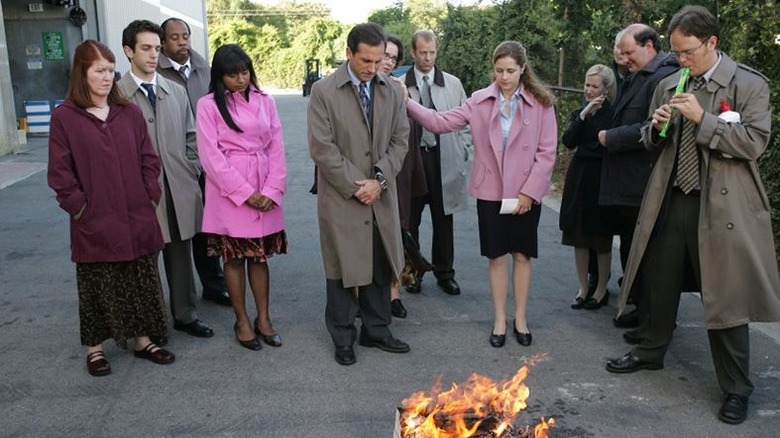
[129,71,158,97]
[413,66,434,90]
[346,62,372,97]
[499,88,521,149]
[697,52,723,85]
[167,57,192,79]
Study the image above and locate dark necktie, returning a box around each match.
[358,81,370,116]
[178,65,188,81]
[676,76,707,194]
[140,82,156,112]
[419,75,436,147]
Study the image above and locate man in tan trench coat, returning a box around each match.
[308,23,410,366]
[119,20,214,343]
[606,6,780,425]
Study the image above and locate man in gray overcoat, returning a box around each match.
[308,23,410,366]
[119,20,214,343]
[605,6,780,425]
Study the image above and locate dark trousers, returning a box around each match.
[192,173,225,295]
[325,226,393,347]
[410,147,455,281]
[162,238,198,324]
[634,189,753,396]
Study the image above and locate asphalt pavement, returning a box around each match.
[1,93,778,437]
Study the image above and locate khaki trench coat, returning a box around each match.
[307,64,410,288]
[404,66,472,215]
[618,53,780,329]
[118,74,203,243]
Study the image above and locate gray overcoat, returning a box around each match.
[618,53,780,329]
[404,66,472,214]
[307,64,410,288]
[118,74,203,243]
[158,49,211,116]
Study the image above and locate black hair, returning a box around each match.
[386,34,404,66]
[668,5,719,40]
[632,26,661,51]
[160,17,191,41]
[346,23,385,54]
[208,44,259,133]
[122,20,163,51]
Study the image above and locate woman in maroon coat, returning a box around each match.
[48,40,175,376]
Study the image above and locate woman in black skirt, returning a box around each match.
[48,41,175,377]
[406,41,557,347]
[559,64,616,310]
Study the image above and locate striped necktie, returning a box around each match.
[359,81,370,116]
[140,82,156,112]
[676,76,707,193]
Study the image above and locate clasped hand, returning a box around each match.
[354,179,382,206]
[652,92,705,131]
[246,192,276,211]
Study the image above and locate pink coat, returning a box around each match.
[407,82,557,203]
[196,87,286,238]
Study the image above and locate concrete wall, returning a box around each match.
[0,3,19,155]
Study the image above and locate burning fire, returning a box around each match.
[399,354,553,438]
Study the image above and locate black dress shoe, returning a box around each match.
[512,322,532,346]
[405,275,422,294]
[174,319,214,338]
[489,333,506,348]
[359,335,410,353]
[86,351,111,377]
[391,299,407,318]
[583,292,609,310]
[253,318,282,347]
[605,352,663,373]
[718,394,748,424]
[623,329,640,345]
[234,323,263,351]
[335,346,356,365]
[437,278,461,295]
[570,296,586,309]
[203,290,232,307]
[613,309,640,328]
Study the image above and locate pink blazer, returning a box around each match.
[407,82,557,203]
[196,87,286,238]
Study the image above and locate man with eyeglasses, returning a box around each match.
[403,30,472,297]
[607,5,780,425]
[596,24,679,340]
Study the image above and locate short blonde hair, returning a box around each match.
[585,64,616,103]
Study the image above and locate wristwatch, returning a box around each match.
[374,171,388,191]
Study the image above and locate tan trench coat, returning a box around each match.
[618,53,780,329]
[118,74,203,243]
[307,64,410,288]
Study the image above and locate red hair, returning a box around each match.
[67,40,129,108]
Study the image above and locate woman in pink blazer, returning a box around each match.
[406,41,557,348]
[196,45,288,351]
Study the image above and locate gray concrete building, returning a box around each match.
[0,0,208,155]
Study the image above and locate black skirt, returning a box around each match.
[477,199,541,259]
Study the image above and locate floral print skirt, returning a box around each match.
[76,254,168,348]
[206,230,288,263]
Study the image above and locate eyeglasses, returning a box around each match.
[671,39,708,58]
[383,53,398,63]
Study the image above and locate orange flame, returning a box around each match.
[400,353,553,438]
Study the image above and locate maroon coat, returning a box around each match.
[48,100,164,263]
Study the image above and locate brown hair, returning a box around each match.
[67,40,128,108]
[492,41,555,107]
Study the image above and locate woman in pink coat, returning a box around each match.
[196,44,288,351]
[406,41,557,348]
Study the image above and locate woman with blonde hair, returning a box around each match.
[560,64,616,310]
[405,41,557,347]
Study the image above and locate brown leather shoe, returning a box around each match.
[86,351,111,376]
[134,343,176,365]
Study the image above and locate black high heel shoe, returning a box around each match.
[254,318,282,347]
[234,322,263,351]
[489,324,506,348]
[513,321,532,346]
[571,295,586,309]
[583,291,609,310]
